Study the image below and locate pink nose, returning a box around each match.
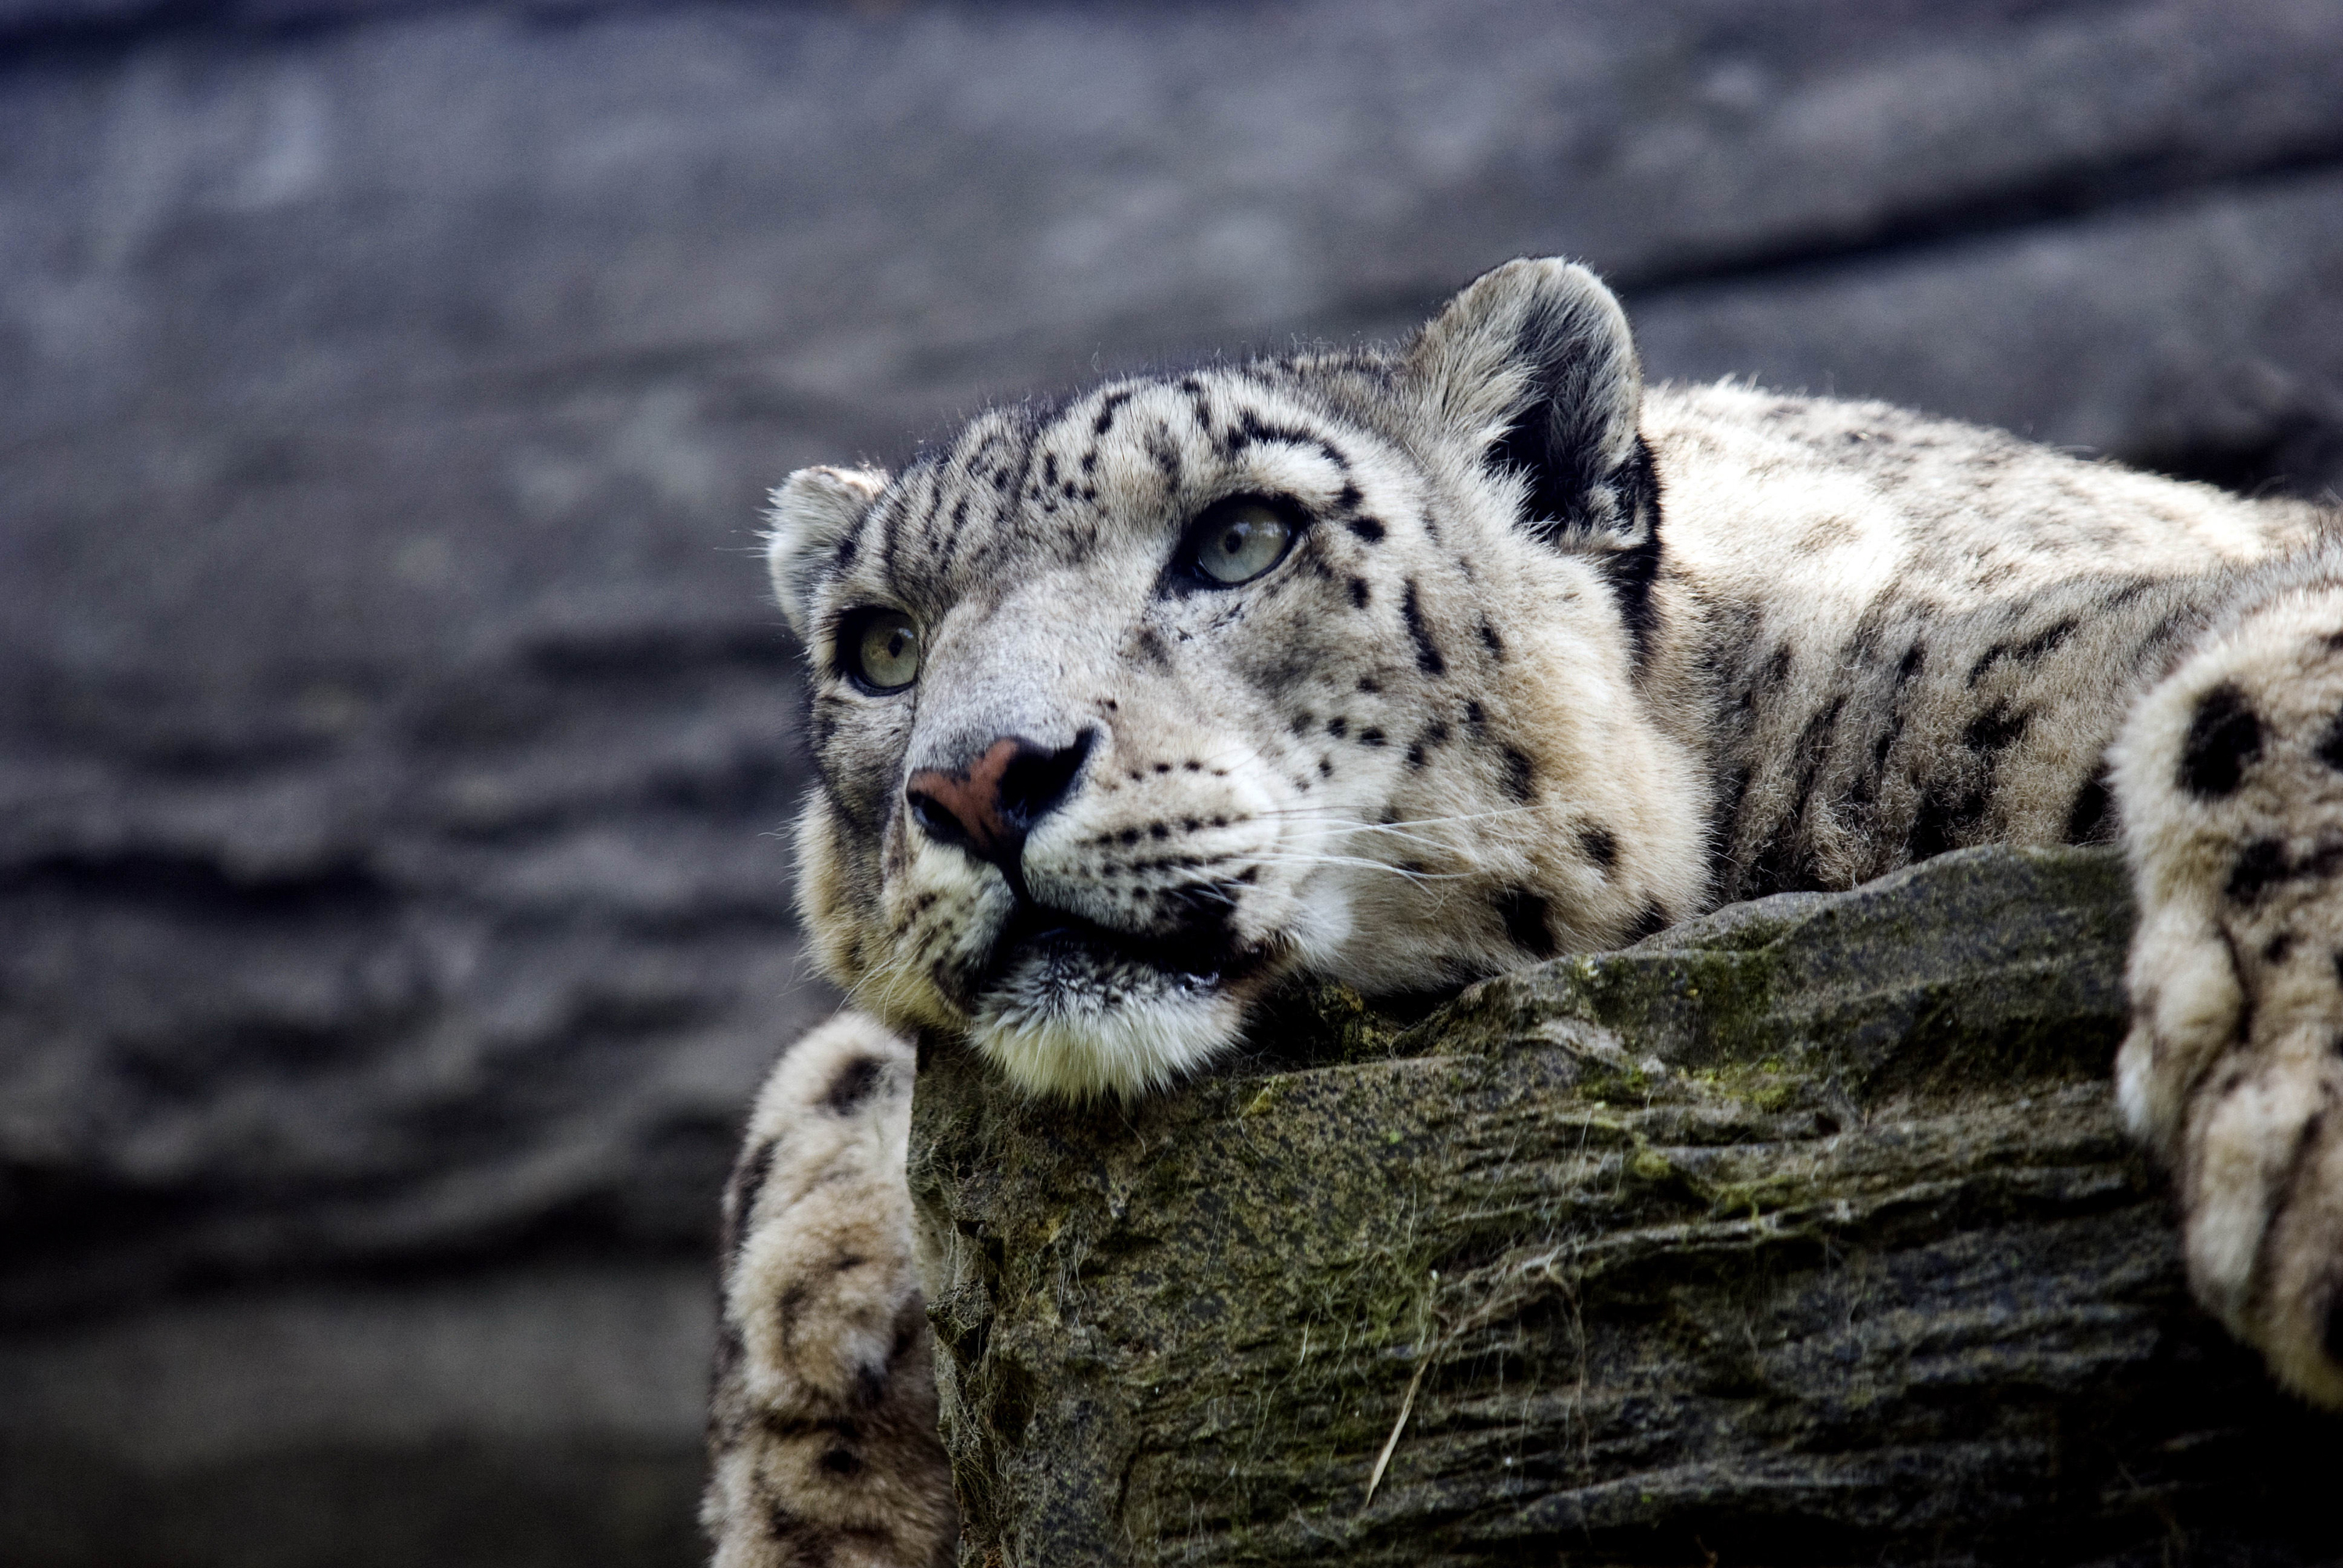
[904,732,1093,874]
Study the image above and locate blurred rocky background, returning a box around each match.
[0,2,2339,1564]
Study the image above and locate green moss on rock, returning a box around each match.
[908,848,2340,1566]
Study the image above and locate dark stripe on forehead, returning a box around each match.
[932,494,972,576]
[965,417,1044,583]
[1179,376,1215,441]
[1092,387,1136,438]
[865,453,927,586]
[876,474,907,579]
[909,465,949,565]
[839,478,893,581]
[928,429,1007,583]
[1401,580,1446,676]
[1225,408,1354,472]
[1147,420,1186,491]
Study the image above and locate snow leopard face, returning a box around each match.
[768,262,1710,1098]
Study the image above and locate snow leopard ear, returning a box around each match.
[766,465,889,643]
[1403,257,1660,649]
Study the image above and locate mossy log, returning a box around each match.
[909,847,2341,1566]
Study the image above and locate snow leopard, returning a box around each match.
[703,258,2343,1566]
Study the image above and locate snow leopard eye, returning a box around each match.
[840,608,922,693]
[1186,496,1296,586]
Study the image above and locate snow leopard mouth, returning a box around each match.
[965,896,1289,1099]
[977,897,1274,997]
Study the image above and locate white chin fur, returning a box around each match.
[968,962,1244,1100]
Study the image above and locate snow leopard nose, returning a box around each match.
[906,731,1095,878]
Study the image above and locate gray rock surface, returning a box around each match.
[3,2,2341,1564]
[914,847,2342,1566]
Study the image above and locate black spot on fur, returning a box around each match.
[1405,719,1450,770]
[1401,580,1446,675]
[712,1320,744,1385]
[1748,697,1847,897]
[2266,932,2296,965]
[1748,812,1815,899]
[1093,387,1135,437]
[1225,408,1353,471]
[876,486,908,579]
[1147,425,1185,490]
[1464,700,1486,730]
[775,1281,810,1343]
[2180,682,2262,798]
[1496,887,1556,958]
[824,1056,883,1116]
[1895,643,1925,686]
[1326,716,1348,739]
[820,1447,865,1476]
[722,1138,778,1264]
[1850,715,1902,807]
[1624,903,1670,943]
[2064,767,2114,845]
[1349,576,1371,609]
[2317,707,2343,773]
[1599,440,1665,665]
[1478,620,1505,658]
[1358,728,1385,747]
[1907,782,1988,863]
[2229,838,2285,900]
[1500,746,1535,803]
[1347,517,1386,543]
[2226,838,2343,902]
[1966,618,2077,686]
[1963,703,2029,754]
[1579,826,1617,871]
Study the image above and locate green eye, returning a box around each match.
[1190,498,1295,586]
[845,609,921,691]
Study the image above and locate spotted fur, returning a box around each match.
[709,259,2343,1564]
[704,1014,954,1568]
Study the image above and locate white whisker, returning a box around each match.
[1241,851,1469,883]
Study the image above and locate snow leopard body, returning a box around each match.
[704,259,2343,1566]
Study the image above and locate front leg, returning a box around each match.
[2112,563,2343,1406]
[702,1012,957,1567]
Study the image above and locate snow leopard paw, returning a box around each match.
[702,1012,957,1568]
[2112,574,2343,1408]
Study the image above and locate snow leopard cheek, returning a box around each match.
[793,792,874,993]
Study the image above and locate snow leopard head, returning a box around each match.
[768,259,1707,1097]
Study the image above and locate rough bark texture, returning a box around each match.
[912,846,2342,1566]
